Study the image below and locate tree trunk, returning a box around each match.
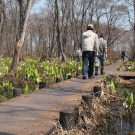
[49,2,57,58]
[133,0,135,61]
[0,0,6,57]
[30,32,33,57]
[9,0,32,76]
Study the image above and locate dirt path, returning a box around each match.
[0,62,135,135]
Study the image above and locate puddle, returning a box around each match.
[109,101,135,135]
[107,88,134,134]
[91,88,135,135]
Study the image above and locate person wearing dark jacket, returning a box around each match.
[121,51,125,62]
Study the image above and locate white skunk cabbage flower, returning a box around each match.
[123,102,128,108]
[37,78,40,83]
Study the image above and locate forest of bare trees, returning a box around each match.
[0,0,134,62]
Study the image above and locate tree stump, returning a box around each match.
[107,76,112,83]
[13,88,23,98]
[82,95,93,108]
[56,78,62,83]
[103,80,107,88]
[67,75,73,79]
[76,73,80,76]
[60,109,75,130]
[39,82,46,89]
[116,68,120,71]
[93,86,101,97]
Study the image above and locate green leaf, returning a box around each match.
[123,89,128,99]
[23,84,29,94]
[128,93,134,111]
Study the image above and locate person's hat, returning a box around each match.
[87,24,94,29]
[100,33,106,37]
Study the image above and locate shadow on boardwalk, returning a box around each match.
[0,133,13,135]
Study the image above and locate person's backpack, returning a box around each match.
[99,39,105,55]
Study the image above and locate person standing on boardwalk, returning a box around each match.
[81,24,98,79]
[95,33,107,75]
[121,51,125,62]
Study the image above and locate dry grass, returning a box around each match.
[50,77,128,135]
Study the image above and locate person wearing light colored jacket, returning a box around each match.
[95,33,107,75]
[81,24,98,79]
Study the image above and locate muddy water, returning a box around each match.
[107,88,135,135]
[92,88,135,135]
[109,101,135,135]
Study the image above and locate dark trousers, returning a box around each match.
[82,51,95,77]
[121,56,124,62]
[77,55,80,62]
[98,55,106,69]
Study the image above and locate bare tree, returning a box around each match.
[0,0,7,57]
[9,0,32,77]
[0,0,132,63]
[123,0,134,60]
[133,0,135,61]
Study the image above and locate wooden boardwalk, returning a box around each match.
[0,61,134,135]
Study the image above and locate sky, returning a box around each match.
[31,0,133,30]
[31,0,46,13]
